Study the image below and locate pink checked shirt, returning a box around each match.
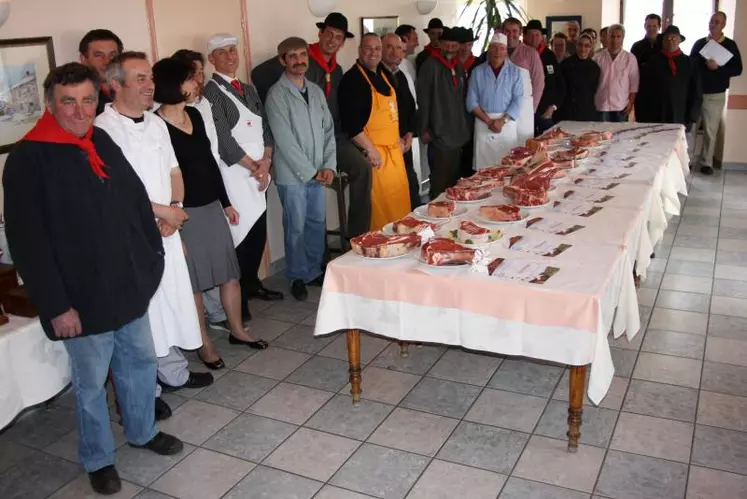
[510,43,545,111]
[593,49,640,112]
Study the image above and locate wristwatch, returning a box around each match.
[170,201,183,208]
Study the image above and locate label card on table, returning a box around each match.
[487,258,560,284]
[562,190,615,204]
[573,178,620,190]
[526,217,585,235]
[551,200,604,217]
[508,235,572,257]
[586,168,630,180]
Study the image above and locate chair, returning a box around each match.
[325,172,350,257]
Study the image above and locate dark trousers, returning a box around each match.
[534,115,554,136]
[236,211,267,315]
[428,144,462,199]
[403,149,421,210]
[336,141,372,237]
[460,139,475,179]
[599,111,626,123]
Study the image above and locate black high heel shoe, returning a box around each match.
[228,335,269,349]
[196,350,225,370]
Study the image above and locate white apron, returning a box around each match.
[473,113,519,170]
[208,80,268,247]
[517,67,535,144]
[398,63,423,186]
[95,105,202,357]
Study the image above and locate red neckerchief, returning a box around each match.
[537,43,547,55]
[100,84,110,97]
[308,42,338,97]
[462,55,476,71]
[433,52,459,87]
[24,110,108,179]
[662,48,683,76]
[425,44,440,56]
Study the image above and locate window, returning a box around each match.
[622,0,664,51]
[622,0,717,53]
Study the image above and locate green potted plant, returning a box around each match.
[461,0,528,52]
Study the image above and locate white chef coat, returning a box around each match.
[399,55,427,192]
[95,104,202,357]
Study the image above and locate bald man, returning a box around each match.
[380,33,419,209]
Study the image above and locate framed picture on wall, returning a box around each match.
[361,16,400,37]
[0,37,55,154]
[546,15,583,39]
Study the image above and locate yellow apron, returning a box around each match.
[357,64,411,231]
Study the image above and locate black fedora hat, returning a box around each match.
[523,19,547,35]
[463,28,479,42]
[662,25,686,42]
[439,27,461,43]
[316,12,355,39]
[424,18,445,33]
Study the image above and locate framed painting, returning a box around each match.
[0,37,55,154]
[546,15,583,39]
[361,16,400,37]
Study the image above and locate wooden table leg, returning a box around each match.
[346,330,362,405]
[399,341,410,358]
[567,365,586,453]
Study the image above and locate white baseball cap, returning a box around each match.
[490,33,508,45]
[207,33,238,54]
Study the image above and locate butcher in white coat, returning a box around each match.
[95,52,211,404]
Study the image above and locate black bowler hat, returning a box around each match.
[316,12,355,39]
[662,25,686,42]
[462,28,479,42]
[424,18,445,33]
[439,27,461,43]
[523,19,547,35]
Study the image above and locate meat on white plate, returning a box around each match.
[421,238,477,266]
[351,231,421,258]
[426,200,456,218]
[478,204,522,222]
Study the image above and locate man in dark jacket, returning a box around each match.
[3,63,183,496]
[381,33,419,209]
[690,11,743,174]
[417,27,471,198]
[631,14,663,68]
[636,26,702,127]
[524,20,565,135]
[78,29,122,115]
[416,17,445,73]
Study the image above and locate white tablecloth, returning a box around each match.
[315,122,689,405]
[0,316,71,429]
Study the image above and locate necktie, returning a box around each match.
[230,79,244,96]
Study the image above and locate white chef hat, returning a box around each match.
[207,33,238,54]
[490,33,508,46]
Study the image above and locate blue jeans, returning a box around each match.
[63,315,158,472]
[599,111,626,123]
[277,181,326,283]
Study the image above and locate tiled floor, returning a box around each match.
[3,167,747,498]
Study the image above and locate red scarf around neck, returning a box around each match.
[24,110,108,179]
[425,44,440,56]
[433,52,459,87]
[462,54,476,72]
[662,48,683,76]
[537,43,548,56]
[308,42,337,97]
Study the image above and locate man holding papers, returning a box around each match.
[690,11,742,175]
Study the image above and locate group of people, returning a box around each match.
[2,8,744,496]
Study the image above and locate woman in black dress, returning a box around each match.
[152,58,268,370]
[556,34,601,122]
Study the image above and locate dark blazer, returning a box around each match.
[556,55,601,122]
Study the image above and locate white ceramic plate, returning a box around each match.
[474,209,531,225]
[516,200,553,210]
[413,205,468,220]
[417,256,471,268]
[446,193,492,204]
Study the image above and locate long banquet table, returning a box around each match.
[314,122,690,451]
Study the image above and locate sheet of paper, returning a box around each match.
[510,236,570,257]
[700,39,734,66]
[552,200,603,217]
[572,178,620,190]
[562,190,615,203]
[491,260,548,281]
[526,217,585,235]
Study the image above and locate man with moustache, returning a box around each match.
[339,33,410,229]
[416,17,445,72]
[252,13,373,239]
[417,27,471,198]
[4,62,183,495]
[523,20,565,135]
[380,32,419,209]
[467,33,523,170]
[265,37,336,301]
[78,29,122,115]
[203,34,284,326]
[95,52,210,411]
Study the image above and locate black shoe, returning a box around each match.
[291,279,309,301]
[159,371,214,393]
[228,334,269,349]
[155,397,172,421]
[249,284,284,301]
[130,431,184,456]
[88,465,122,495]
[196,350,226,370]
[701,165,714,175]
